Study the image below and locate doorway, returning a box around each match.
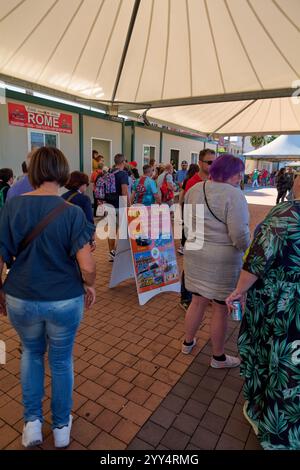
[170,149,179,170]
[143,145,156,165]
[91,138,112,168]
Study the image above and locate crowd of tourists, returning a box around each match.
[0,146,300,450]
[245,167,296,200]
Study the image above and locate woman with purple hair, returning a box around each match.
[181,154,250,369]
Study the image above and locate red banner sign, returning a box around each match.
[8,102,73,134]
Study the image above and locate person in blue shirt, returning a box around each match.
[62,171,94,225]
[175,160,188,188]
[0,147,96,449]
[131,164,161,206]
[6,151,34,200]
[62,171,96,250]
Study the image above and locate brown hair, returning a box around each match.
[114,153,126,165]
[26,149,36,167]
[65,171,89,190]
[199,148,216,161]
[157,164,166,176]
[29,147,70,188]
[143,164,152,174]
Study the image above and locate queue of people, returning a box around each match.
[91,153,178,261]
[1,146,300,451]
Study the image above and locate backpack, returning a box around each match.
[134,176,147,204]
[91,169,102,185]
[94,170,119,205]
[0,186,7,209]
[160,175,174,203]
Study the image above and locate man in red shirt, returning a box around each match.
[180,148,216,311]
[185,148,216,192]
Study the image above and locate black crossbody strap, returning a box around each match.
[203,181,226,224]
[18,202,70,254]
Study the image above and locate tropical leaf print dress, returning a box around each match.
[239,201,300,450]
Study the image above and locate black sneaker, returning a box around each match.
[109,250,116,262]
[179,300,190,312]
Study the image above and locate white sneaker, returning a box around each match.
[22,419,43,448]
[210,355,241,369]
[177,246,184,255]
[181,338,197,354]
[53,415,73,448]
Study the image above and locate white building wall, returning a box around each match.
[162,133,204,165]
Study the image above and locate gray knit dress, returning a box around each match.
[184,181,250,301]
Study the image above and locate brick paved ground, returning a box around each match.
[0,203,270,450]
[129,316,261,450]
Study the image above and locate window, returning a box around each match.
[143,145,155,165]
[191,152,198,164]
[28,130,59,151]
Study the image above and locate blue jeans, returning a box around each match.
[6,294,84,428]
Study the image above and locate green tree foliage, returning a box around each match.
[250,135,278,148]
[250,135,265,148]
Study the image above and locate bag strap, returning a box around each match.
[203,181,225,224]
[18,201,70,255]
[66,191,78,203]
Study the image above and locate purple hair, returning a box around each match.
[209,153,244,182]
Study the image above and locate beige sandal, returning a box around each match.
[243,401,259,435]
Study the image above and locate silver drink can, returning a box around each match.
[231,301,242,321]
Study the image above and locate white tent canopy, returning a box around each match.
[137,97,300,136]
[0,0,300,135]
[245,134,300,160]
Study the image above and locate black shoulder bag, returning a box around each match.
[203,181,226,225]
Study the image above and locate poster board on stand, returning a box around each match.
[110,205,180,305]
[109,209,134,288]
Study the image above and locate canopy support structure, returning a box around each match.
[111,0,141,104]
[122,88,296,110]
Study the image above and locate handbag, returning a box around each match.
[203,181,225,224]
[161,175,174,202]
